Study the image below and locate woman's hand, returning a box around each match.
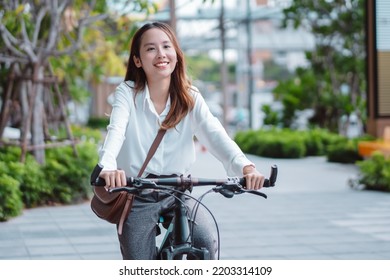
[243,165,265,190]
[99,169,127,189]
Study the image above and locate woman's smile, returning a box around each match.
[155,61,169,68]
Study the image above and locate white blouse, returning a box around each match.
[98,81,253,177]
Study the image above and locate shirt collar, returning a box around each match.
[142,84,151,112]
[142,83,171,117]
[161,95,171,117]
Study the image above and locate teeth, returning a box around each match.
[156,62,168,67]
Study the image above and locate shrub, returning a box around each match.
[0,173,23,221]
[235,128,306,158]
[0,126,101,219]
[44,141,98,204]
[281,137,306,158]
[257,131,306,158]
[327,139,363,164]
[301,128,338,156]
[17,157,51,208]
[326,134,376,164]
[87,117,110,129]
[356,152,390,192]
[234,130,260,155]
[0,148,51,208]
[234,127,365,162]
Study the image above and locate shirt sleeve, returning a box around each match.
[98,83,132,171]
[191,88,254,176]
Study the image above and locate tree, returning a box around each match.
[0,0,155,163]
[272,0,366,132]
[186,53,236,84]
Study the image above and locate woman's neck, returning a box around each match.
[148,78,170,114]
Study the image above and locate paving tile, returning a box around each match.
[0,150,390,261]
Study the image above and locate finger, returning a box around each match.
[109,174,116,188]
[104,174,111,188]
[116,170,126,187]
[257,177,264,190]
[111,172,122,188]
[115,169,125,187]
[109,172,119,188]
[115,172,121,187]
[120,171,127,186]
[250,176,263,190]
[258,176,266,189]
[246,176,254,190]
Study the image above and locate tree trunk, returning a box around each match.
[31,64,45,164]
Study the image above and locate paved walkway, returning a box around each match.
[1,145,390,260]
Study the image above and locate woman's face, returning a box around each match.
[133,28,178,83]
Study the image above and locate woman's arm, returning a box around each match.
[191,89,265,189]
[98,83,133,187]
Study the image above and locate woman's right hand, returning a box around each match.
[99,169,127,189]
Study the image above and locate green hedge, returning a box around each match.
[234,128,367,163]
[355,152,390,192]
[0,127,100,221]
[87,117,110,129]
[235,129,306,158]
[0,172,23,222]
[235,128,390,192]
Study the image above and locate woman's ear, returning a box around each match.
[133,55,142,68]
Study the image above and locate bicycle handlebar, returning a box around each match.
[90,164,277,199]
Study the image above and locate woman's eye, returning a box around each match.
[147,47,155,51]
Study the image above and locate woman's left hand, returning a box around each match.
[243,165,265,190]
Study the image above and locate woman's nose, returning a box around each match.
[157,47,166,57]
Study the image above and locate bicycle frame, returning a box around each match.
[90,164,278,260]
[157,190,210,260]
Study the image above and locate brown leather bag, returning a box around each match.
[90,129,166,235]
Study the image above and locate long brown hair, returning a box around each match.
[125,22,194,130]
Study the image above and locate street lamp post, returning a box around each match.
[246,0,254,129]
[220,0,229,130]
[169,0,176,33]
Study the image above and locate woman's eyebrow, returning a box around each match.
[142,42,155,48]
[143,40,171,47]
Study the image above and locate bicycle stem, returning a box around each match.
[173,191,192,246]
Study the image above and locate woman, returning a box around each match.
[98,22,265,260]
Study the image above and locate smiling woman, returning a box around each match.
[94,21,267,260]
[124,22,194,129]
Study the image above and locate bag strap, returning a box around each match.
[118,194,134,235]
[137,129,167,177]
[118,129,166,235]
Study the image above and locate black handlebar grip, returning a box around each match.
[90,164,103,185]
[268,164,278,187]
[91,167,134,187]
[94,177,107,187]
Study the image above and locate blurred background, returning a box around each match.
[1,0,390,221]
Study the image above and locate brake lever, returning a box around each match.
[213,182,245,198]
[213,182,268,199]
[106,178,145,194]
[132,178,158,188]
[109,186,139,193]
[218,188,234,198]
[243,189,267,199]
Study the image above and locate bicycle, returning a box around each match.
[91,165,277,260]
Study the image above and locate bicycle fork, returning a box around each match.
[159,192,210,260]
